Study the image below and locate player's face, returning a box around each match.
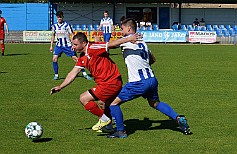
[121,24,131,36]
[72,39,87,53]
[104,13,108,18]
[57,16,63,24]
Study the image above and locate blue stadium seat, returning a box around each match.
[187,25,194,31]
[152,24,158,29]
[140,26,146,30]
[216,30,222,37]
[74,24,81,30]
[147,26,153,30]
[94,24,99,31]
[194,26,200,31]
[87,24,93,31]
[172,24,178,30]
[219,25,225,30]
[81,24,87,31]
[180,25,186,30]
[225,25,231,30]
[153,26,159,31]
[206,25,213,31]
[200,26,206,31]
[212,25,218,29]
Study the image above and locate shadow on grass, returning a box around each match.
[32,138,53,143]
[97,117,186,137]
[0,71,7,73]
[124,118,181,136]
[4,53,30,56]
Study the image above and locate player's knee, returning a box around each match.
[79,94,87,105]
[53,58,58,62]
[148,101,158,108]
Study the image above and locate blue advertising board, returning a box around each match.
[140,30,187,42]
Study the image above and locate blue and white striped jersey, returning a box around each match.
[52,21,73,47]
[120,37,155,82]
[100,17,113,33]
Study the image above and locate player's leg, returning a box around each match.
[0,39,4,56]
[146,78,191,135]
[52,55,59,80]
[80,90,111,130]
[91,79,122,132]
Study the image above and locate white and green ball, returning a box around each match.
[25,122,43,140]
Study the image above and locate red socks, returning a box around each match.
[1,44,4,53]
[84,101,104,117]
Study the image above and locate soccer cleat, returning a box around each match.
[92,119,111,131]
[1,52,4,56]
[107,130,127,138]
[53,75,59,80]
[96,124,115,133]
[177,115,191,135]
[83,74,93,80]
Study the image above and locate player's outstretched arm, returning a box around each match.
[107,33,139,48]
[50,67,81,95]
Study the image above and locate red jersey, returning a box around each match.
[0,17,6,32]
[75,42,121,84]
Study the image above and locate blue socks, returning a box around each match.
[109,105,125,131]
[53,62,58,74]
[156,102,178,120]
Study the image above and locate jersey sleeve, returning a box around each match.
[75,56,87,69]
[88,42,108,56]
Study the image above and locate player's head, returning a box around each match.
[121,18,137,36]
[72,32,88,53]
[56,11,64,23]
[103,10,109,18]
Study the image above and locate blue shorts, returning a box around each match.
[103,33,111,42]
[118,77,160,102]
[53,46,76,57]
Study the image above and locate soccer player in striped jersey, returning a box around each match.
[97,10,114,42]
[107,18,191,138]
[0,10,9,56]
[50,11,91,80]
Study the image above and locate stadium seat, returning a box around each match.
[225,25,231,30]
[81,24,87,31]
[194,26,200,31]
[147,26,153,30]
[206,25,213,31]
[87,24,93,31]
[216,30,222,37]
[153,26,159,31]
[94,24,99,31]
[212,25,218,29]
[180,25,187,30]
[75,24,81,30]
[219,25,225,30]
[172,24,178,30]
[200,26,206,31]
[140,26,146,30]
[187,25,194,31]
[152,24,158,29]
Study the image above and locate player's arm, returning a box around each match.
[50,32,55,52]
[149,52,156,65]
[97,23,102,31]
[4,22,9,34]
[50,67,82,95]
[107,33,138,48]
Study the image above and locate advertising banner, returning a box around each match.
[140,30,187,42]
[23,31,53,42]
[188,31,216,43]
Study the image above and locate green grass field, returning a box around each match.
[0,44,236,153]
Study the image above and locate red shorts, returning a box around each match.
[0,32,5,40]
[89,78,122,103]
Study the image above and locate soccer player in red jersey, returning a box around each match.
[50,32,138,132]
[0,10,9,56]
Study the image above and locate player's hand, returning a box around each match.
[49,47,53,53]
[50,86,61,95]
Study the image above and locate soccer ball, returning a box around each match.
[25,122,43,140]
